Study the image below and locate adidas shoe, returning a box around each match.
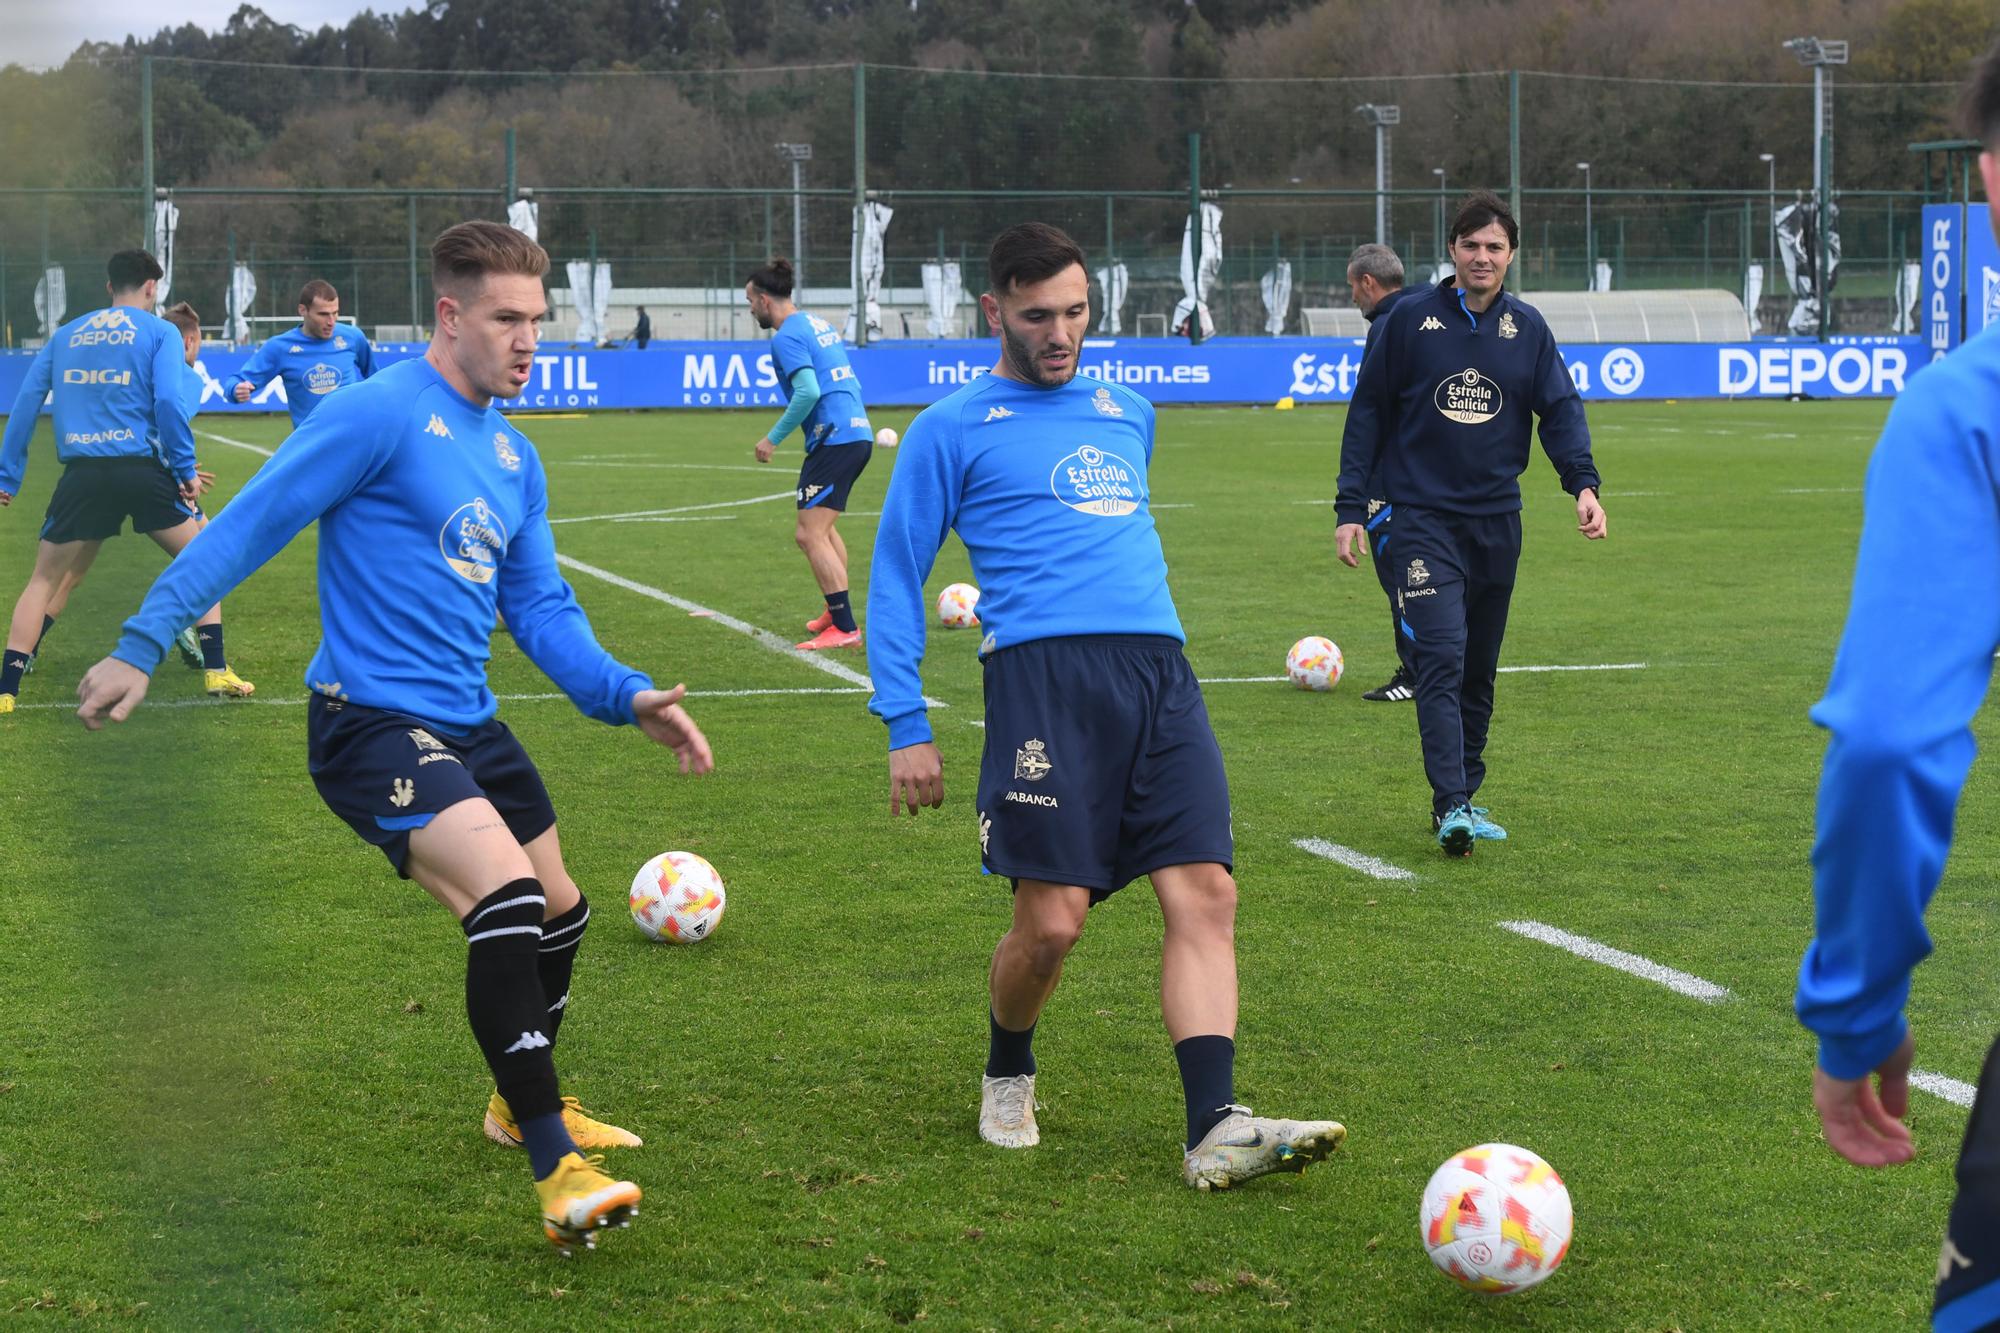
[1361,667,1415,702]
[174,626,204,670]
[535,1152,640,1256]
[485,1092,643,1150]
[805,608,834,633]
[795,626,861,651]
[1436,804,1475,857]
[204,666,255,698]
[1183,1106,1346,1190]
[979,1073,1040,1148]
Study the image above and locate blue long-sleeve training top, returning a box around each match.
[113,355,652,731]
[866,372,1183,749]
[1335,277,1600,526]
[769,311,870,450]
[1796,320,2000,1080]
[221,322,375,428]
[0,305,197,495]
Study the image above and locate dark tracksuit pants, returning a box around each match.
[1936,1034,2000,1331]
[1387,505,1522,818]
[1367,504,1417,680]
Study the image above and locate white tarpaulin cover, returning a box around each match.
[507,198,540,242]
[1095,262,1129,335]
[1172,202,1223,338]
[1259,259,1293,335]
[34,267,65,336]
[153,198,180,308]
[226,263,257,343]
[846,201,892,340]
[564,260,612,344]
[921,260,962,336]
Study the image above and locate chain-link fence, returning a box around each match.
[0,57,1972,344]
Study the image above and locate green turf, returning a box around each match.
[0,397,1988,1328]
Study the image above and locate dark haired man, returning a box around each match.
[225,277,375,428]
[1796,38,2000,1333]
[745,257,875,650]
[79,221,714,1255]
[867,221,1344,1188]
[0,251,251,711]
[1344,242,1421,704]
[1334,192,1606,856]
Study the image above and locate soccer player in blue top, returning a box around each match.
[867,222,1344,1189]
[744,257,874,651]
[223,278,375,427]
[1797,42,2000,1333]
[0,251,252,714]
[1335,192,1607,857]
[77,221,714,1255]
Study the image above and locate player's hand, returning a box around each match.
[1334,522,1369,568]
[754,439,776,464]
[1812,1033,1916,1167]
[0,490,12,508]
[76,656,152,731]
[1577,488,1607,540]
[889,742,943,816]
[232,382,252,403]
[633,684,713,774]
[193,468,217,497]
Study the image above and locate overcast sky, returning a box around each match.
[1,0,381,68]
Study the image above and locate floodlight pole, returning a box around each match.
[1432,167,1446,262]
[1357,104,1400,245]
[1785,37,1848,341]
[1577,163,1592,290]
[1759,153,1776,284]
[776,142,813,304]
[140,56,154,249]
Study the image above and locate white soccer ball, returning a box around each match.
[875,427,899,448]
[1420,1144,1573,1295]
[1285,636,1343,691]
[628,851,727,944]
[937,582,981,629]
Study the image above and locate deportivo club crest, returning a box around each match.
[493,432,521,471]
[1091,386,1124,417]
[1014,738,1053,782]
[1498,312,1518,339]
[1407,559,1431,587]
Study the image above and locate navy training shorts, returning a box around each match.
[797,440,872,512]
[40,457,196,543]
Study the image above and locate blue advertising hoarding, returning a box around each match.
[1968,205,2000,340]
[1923,202,1963,362]
[0,334,1927,417]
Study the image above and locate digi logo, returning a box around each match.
[62,368,132,385]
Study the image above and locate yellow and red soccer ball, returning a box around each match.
[1420,1143,1573,1294]
[1285,635,1344,691]
[937,582,981,629]
[628,851,727,944]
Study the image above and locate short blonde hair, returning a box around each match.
[162,301,200,337]
[431,220,548,297]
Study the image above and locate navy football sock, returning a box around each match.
[536,894,590,1046]
[986,1011,1036,1078]
[518,1112,579,1180]
[463,879,576,1177]
[197,624,226,671]
[824,591,856,634]
[32,614,54,654]
[0,650,27,696]
[1174,1034,1237,1149]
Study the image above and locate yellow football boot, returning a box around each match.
[204,666,256,698]
[485,1092,643,1149]
[0,693,14,714]
[535,1152,640,1256]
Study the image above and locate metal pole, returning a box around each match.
[407,194,421,333]
[1188,131,1203,346]
[505,128,517,209]
[1767,159,1776,280]
[763,195,773,259]
[1105,195,1114,262]
[140,56,154,249]
[1818,132,1831,340]
[1584,175,1593,288]
[791,159,804,303]
[1374,123,1387,244]
[1507,71,1521,222]
[852,63,867,346]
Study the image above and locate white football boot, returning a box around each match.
[979,1073,1041,1148]
[1182,1105,1346,1190]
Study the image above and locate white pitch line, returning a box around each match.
[1293,837,1417,882]
[1910,1071,1978,1108]
[1774,487,1860,494]
[1497,920,1732,1003]
[552,491,795,525]
[559,460,780,473]
[610,515,740,524]
[11,685,877,713]
[1194,664,1646,686]
[198,429,276,458]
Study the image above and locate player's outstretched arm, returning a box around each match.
[225,341,280,403]
[632,683,713,775]
[0,344,54,502]
[152,325,198,485]
[76,656,152,730]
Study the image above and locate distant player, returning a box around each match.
[744,258,873,651]
[0,254,252,714]
[223,278,375,427]
[77,221,715,1255]
[867,222,1344,1188]
[1796,39,2000,1332]
[1344,243,1422,704]
[1334,192,1606,855]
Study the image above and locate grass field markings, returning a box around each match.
[1774,487,1862,494]
[558,460,780,473]
[551,491,796,525]
[1193,664,1646,686]
[1154,503,1197,509]
[609,515,741,524]
[553,552,950,707]
[1292,837,1418,882]
[197,429,277,458]
[1910,1071,1978,1108]
[1497,919,1732,1003]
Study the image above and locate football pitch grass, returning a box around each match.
[0,396,1990,1328]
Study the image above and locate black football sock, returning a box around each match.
[536,893,590,1047]
[1174,1034,1237,1149]
[31,614,54,654]
[197,624,226,671]
[0,650,27,697]
[986,1011,1037,1078]
[824,590,856,634]
[463,879,575,1177]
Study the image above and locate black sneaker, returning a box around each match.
[1361,667,1414,702]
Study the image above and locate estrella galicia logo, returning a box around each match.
[305,363,341,394]
[439,497,508,583]
[1434,367,1502,423]
[1050,444,1142,517]
[1599,347,1646,396]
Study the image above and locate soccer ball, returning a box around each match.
[1420,1144,1573,1295]
[876,427,899,448]
[1285,636,1343,691]
[937,582,981,629]
[629,851,727,944]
